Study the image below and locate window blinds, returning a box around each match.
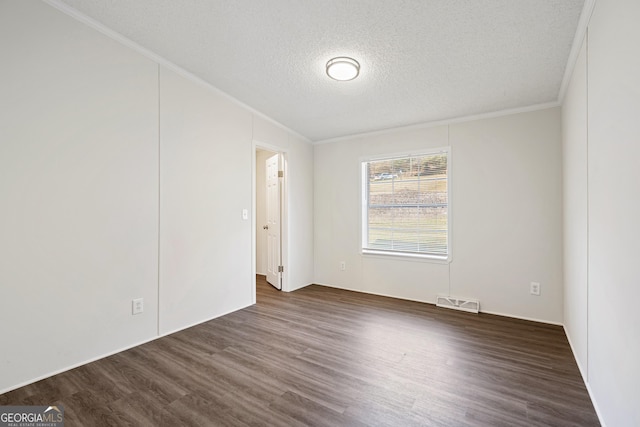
[364,151,449,257]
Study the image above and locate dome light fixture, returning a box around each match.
[326,57,360,81]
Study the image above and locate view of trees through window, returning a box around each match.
[364,152,449,256]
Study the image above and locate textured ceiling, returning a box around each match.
[56,0,585,142]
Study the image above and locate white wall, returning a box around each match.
[158,67,254,335]
[0,1,159,391]
[562,38,588,379]
[0,0,314,393]
[449,110,563,321]
[561,0,640,425]
[314,126,451,302]
[286,133,315,291]
[588,1,640,422]
[314,108,564,323]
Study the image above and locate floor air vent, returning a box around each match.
[436,296,480,314]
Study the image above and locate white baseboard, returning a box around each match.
[313,282,437,304]
[313,282,562,325]
[0,335,158,395]
[0,302,253,395]
[286,282,313,292]
[480,309,563,326]
[563,326,607,427]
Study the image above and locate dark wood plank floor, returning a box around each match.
[1,276,599,426]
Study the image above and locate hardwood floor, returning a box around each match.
[1,276,599,426]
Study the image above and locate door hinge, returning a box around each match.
[278,265,284,273]
[278,170,284,178]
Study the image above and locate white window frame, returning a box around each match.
[360,147,452,262]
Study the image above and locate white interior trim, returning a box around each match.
[43,0,574,146]
[315,282,564,326]
[564,325,588,386]
[558,0,597,103]
[0,301,251,395]
[313,101,560,145]
[41,0,311,145]
[360,146,452,263]
[252,140,290,297]
[565,326,607,427]
[478,310,564,327]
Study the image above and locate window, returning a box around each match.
[362,149,450,259]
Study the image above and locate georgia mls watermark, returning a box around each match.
[0,406,63,427]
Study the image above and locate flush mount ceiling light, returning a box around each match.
[326,57,360,81]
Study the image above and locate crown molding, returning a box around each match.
[313,101,560,145]
[558,0,597,103]
[42,0,584,146]
[41,0,311,144]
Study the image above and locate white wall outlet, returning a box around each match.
[530,282,541,296]
[132,298,144,315]
[242,209,248,220]
[340,261,346,271]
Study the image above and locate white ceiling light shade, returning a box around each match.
[326,57,360,81]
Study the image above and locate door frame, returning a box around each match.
[252,140,289,303]
[264,152,281,290]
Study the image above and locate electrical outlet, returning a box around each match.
[340,261,346,271]
[132,298,144,315]
[530,282,541,296]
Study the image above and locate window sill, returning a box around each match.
[361,249,451,264]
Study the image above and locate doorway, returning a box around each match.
[253,145,287,298]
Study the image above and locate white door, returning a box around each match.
[265,153,282,289]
